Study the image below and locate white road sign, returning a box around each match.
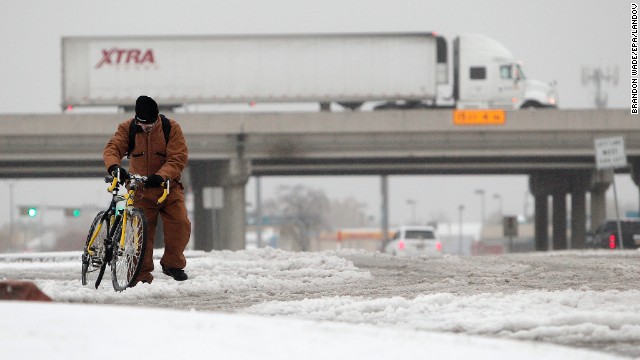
[203,187,224,209]
[594,136,628,170]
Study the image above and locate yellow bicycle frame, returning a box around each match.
[119,189,134,248]
[120,181,168,248]
[87,214,116,256]
[88,176,168,255]
[87,177,119,255]
[107,176,118,193]
[87,223,102,256]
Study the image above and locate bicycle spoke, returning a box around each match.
[82,211,108,288]
[112,209,147,291]
[86,174,152,291]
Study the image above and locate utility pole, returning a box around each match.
[582,66,619,109]
[380,175,389,245]
[9,181,15,251]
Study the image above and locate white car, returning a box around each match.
[383,226,442,257]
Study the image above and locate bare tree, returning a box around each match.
[268,185,330,251]
[326,197,369,230]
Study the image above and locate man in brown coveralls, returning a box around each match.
[103,95,191,284]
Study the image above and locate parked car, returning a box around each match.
[383,226,442,257]
[592,219,640,249]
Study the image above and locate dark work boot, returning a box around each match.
[162,266,188,281]
[133,272,154,286]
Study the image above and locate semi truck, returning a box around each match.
[61,32,557,111]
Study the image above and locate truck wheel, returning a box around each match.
[520,101,543,109]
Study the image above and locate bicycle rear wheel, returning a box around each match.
[82,211,108,288]
[111,208,147,291]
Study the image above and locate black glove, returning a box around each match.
[108,165,129,184]
[145,174,165,188]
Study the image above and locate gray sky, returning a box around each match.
[0,1,634,228]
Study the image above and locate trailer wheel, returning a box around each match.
[373,102,401,110]
[337,102,364,111]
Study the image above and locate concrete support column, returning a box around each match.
[189,131,251,251]
[530,172,554,251]
[570,190,586,248]
[216,157,251,250]
[189,161,216,251]
[589,170,612,231]
[590,188,607,231]
[530,170,590,251]
[534,194,549,251]
[631,160,640,214]
[552,192,567,250]
[189,157,251,251]
[569,170,590,249]
[531,171,570,251]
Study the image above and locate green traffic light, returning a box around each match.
[28,207,37,217]
[64,208,81,217]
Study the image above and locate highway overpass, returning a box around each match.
[0,109,637,251]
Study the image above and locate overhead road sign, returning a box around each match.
[453,109,505,125]
[594,136,628,249]
[594,136,628,170]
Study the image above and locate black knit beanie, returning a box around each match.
[135,95,159,124]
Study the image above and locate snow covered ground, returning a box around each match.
[1,248,639,359]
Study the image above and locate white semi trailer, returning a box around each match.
[61,32,557,111]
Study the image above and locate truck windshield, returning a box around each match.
[515,64,526,80]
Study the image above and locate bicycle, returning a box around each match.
[81,170,168,291]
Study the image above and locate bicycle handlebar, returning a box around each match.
[104,173,169,204]
[157,179,170,204]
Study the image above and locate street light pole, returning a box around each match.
[474,189,485,225]
[523,191,531,221]
[458,205,465,255]
[493,193,503,220]
[255,176,262,248]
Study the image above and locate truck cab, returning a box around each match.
[453,34,557,109]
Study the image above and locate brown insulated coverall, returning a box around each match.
[103,117,191,283]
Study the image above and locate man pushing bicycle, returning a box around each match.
[103,95,191,285]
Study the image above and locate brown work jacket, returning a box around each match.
[103,117,188,183]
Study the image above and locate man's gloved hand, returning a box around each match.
[108,165,130,184]
[145,174,165,188]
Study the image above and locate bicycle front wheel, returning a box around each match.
[82,211,108,288]
[111,208,147,291]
